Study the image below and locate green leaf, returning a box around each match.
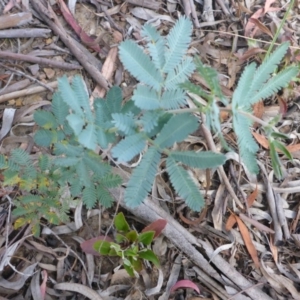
[164,57,195,89]
[34,110,57,129]
[10,149,31,166]
[105,86,123,114]
[166,157,204,211]
[138,231,155,246]
[58,76,83,117]
[163,16,193,73]
[155,113,198,148]
[71,75,93,120]
[100,173,122,188]
[119,40,162,91]
[83,185,97,209]
[170,151,226,169]
[269,141,283,179]
[97,185,114,208]
[66,114,84,135]
[233,113,259,174]
[249,66,298,105]
[125,147,160,207]
[112,112,136,135]
[270,132,290,140]
[114,212,130,232]
[160,89,187,109]
[112,133,146,162]
[93,240,113,255]
[123,264,135,277]
[132,85,160,110]
[141,23,165,70]
[272,140,293,160]
[138,249,160,267]
[52,92,69,125]
[78,123,97,150]
[126,230,138,243]
[0,154,7,169]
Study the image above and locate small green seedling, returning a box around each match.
[82,212,166,277]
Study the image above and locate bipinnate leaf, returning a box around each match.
[138,231,155,246]
[142,219,167,238]
[170,280,200,294]
[112,133,146,162]
[114,212,130,232]
[112,113,136,135]
[233,113,259,174]
[164,57,195,90]
[58,76,83,117]
[132,85,160,110]
[166,157,204,211]
[163,16,193,73]
[34,110,57,129]
[78,123,97,150]
[241,42,290,107]
[34,129,54,147]
[97,185,114,208]
[125,147,160,207]
[232,62,256,109]
[83,185,97,209]
[105,86,123,114]
[71,75,92,119]
[170,151,226,169]
[160,89,186,109]
[52,92,69,125]
[66,114,84,135]
[119,40,162,91]
[141,23,165,69]
[138,249,160,266]
[249,66,298,105]
[155,113,198,148]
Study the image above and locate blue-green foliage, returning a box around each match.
[183,42,298,177]
[33,76,122,210]
[231,42,298,175]
[119,16,195,111]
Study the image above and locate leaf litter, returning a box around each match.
[1,0,300,299]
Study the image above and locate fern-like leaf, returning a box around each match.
[242,43,289,107]
[101,173,122,188]
[112,112,136,135]
[125,147,160,207]
[83,153,110,177]
[10,149,31,166]
[164,57,195,89]
[52,92,69,125]
[112,133,146,162]
[34,111,57,129]
[140,110,163,132]
[71,75,93,120]
[54,142,82,156]
[83,185,97,209]
[163,17,193,73]
[66,114,84,135]
[232,62,256,109]
[0,155,7,169]
[142,23,165,70]
[170,151,226,169]
[160,89,186,109]
[132,85,160,110]
[78,123,97,150]
[249,66,298,105]
[105,86,123,115]
[58,76,83,117]
[155,113,198,148]
[166,157,204,211]
[119,40,162,91]
[97,185,114,208]
[233,113,259,174]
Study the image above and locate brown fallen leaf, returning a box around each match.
[252,131,270,149]
[235,214,260,268]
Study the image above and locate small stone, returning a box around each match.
[27,64,39,76]
[43,68,55,79]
